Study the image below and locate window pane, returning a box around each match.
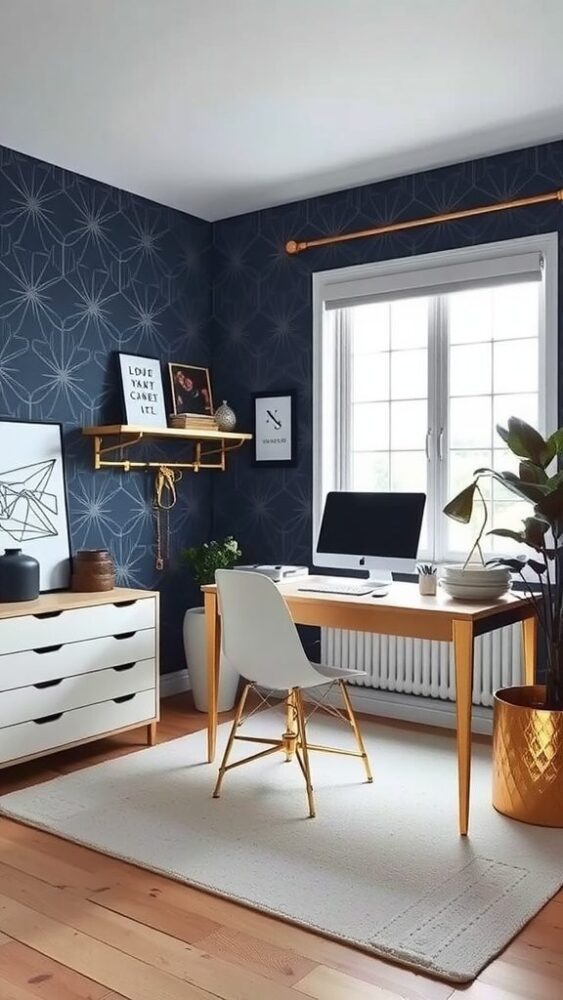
[450,343,492,396]
[490,501,530,554]
[449,287,493,344]
[448,450,491,499]
[450,397,492,448]
[390,297,428,349]
[492,284,539,341]
[493,393,539,433]
[352,452,389,491]
[352,303,390,354]
[390,400,427,450]
[390,451,427,491]
[390,348,427,400]
[352,402,389,450]
[494,339,537,393]
[353,352,389,402]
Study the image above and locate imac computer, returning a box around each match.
[303,492,426,597]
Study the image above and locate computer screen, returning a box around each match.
[316,492,426,565]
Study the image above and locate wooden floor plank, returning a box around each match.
[0,862,308,1000]
[0,892,218,1000]
[294,965,406,999]
[195,924,316,985]
[0,940,109,1000]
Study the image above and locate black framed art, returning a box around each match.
[0,418,72,592]
[117,352,167,427]
[252,390,297,467]
[168,362,214,416]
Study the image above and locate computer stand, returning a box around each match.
[366,570,392,596]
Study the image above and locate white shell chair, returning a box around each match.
[213,569,373,817]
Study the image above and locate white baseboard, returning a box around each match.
[312,685,493,735]
[160,669,191,698]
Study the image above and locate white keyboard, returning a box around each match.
[298,580,379,597]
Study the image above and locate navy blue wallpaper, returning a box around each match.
[211,141,563,567]
[0,144,212,673]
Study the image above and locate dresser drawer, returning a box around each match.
[0,689,156,765]
[0,659,156,728]
[0,598,155,656]
[0,629,156,692]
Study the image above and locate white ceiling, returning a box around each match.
[1,1,563,222]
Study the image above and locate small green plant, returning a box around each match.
[181,536,241,587]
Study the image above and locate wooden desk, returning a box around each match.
[202,580,536,835]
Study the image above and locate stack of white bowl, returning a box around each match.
[439,564,512,601]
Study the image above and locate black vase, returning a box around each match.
[0,548,40,602]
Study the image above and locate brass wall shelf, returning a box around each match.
[82,424,252,473]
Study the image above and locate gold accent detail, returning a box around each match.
[83,424,251,473]
[212,684,373,818]
[493,685,563,828]
[285,187,563,255]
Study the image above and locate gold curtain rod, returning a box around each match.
[285,187,563,255]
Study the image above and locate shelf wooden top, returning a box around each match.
[0,587,157,621]
[83,424,252,442]
[202,577,532,623]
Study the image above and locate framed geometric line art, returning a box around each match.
[0,419,72,592]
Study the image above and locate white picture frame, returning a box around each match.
[253,391,296,466]
[0,420,71,591]
[117,352,167,427]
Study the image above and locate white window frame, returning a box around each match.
[312,233,558,565]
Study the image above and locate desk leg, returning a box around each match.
[205,590,221,763]
[522,615,538,686]
[453,619,474,837]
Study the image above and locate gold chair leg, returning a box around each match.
[339,680,373,783]
[213,683,251,799]
[294,689,316,818]
[283,690,297,761]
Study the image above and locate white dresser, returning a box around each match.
[0,588,159,768]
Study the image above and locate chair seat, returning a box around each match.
[302,661,367,688]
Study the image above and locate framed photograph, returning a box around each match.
[253,391,296,467]
[0,419,72,591]
[117,352,167,427]
[168,363,213,416]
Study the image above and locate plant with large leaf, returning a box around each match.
[444,417,563,710]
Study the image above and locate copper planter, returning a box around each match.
[493,685,563,828]
[71,549,115,593]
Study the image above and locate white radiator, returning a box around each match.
[321,625,523,708]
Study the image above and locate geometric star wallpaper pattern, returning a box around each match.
[211,140,563,584]
[2,137,563,673]
[0,144,212,672]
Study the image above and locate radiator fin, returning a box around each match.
[321,625,522,707]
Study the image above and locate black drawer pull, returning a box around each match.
[114,600,137,608]
[33,713,63,725]
[34,644,63,655]
[34,678,63,689]
[33,611,62,620]
[113,663,135,672]
[113,693,136,704]
[114,632,136,640]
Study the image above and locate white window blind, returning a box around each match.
[323,250,544,310]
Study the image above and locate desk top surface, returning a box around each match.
[202,577,532,623]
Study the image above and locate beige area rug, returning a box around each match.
[1,708,562,983]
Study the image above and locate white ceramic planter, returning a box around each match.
[183,607,240,712]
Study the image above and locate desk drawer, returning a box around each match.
[0,630,156,692]
[0,689,156,765]
[0,598,155,655]
[0,659,156,728]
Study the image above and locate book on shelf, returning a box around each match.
[169,413,219,431]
